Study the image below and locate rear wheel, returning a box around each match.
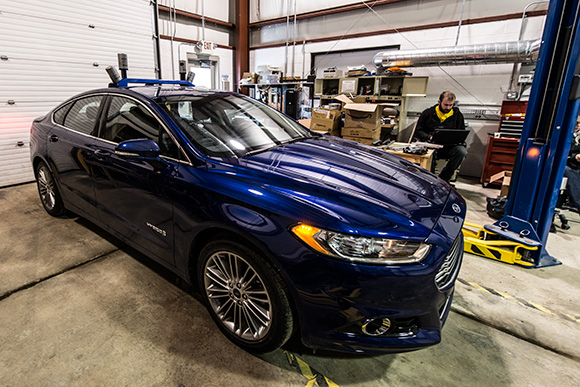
[198,239,294,353]
[36,161,65,217]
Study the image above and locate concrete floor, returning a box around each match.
[1,179,579,386]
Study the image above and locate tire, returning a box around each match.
[36,161,66,217]
[198,238,295,353]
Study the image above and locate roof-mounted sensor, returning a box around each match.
[106,52,194,88]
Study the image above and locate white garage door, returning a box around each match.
[0,0,156,187]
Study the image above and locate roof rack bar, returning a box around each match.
[116,78,195,87]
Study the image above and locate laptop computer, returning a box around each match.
[431,129,470,145]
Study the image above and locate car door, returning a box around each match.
[90,95,182,264]
[46,95,104,221]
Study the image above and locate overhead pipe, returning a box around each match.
[373,39,541,68]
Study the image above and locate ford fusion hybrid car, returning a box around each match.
[30,78,465,354]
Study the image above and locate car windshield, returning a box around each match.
[157,93,313,158]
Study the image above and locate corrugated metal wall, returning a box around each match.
[0,0,156,187]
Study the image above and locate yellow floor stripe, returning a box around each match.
[458,278,578,324]
[285,351,340,387]
[528,302,558,317]
[325,376,340,387]
[467,280,492,294]
[494,290,514,300]
[295,355,315,380]
[563,313,580,322]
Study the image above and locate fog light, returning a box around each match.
[361,318,392,336]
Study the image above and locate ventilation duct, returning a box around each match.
[373,39,541,68]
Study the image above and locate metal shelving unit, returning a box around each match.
[313,75,428,132]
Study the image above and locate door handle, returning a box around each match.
[94,149,111,159]
[49,135,59,142]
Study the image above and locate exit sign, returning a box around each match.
[196,41,216,55]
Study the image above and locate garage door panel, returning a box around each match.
[0,0,155,187]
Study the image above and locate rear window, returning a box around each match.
[61,96,104,135]
[53,102,73,126]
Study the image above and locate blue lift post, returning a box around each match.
[475,0,580,267]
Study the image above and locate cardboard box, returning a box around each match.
[332,95,369,111]
[344,103,381,130]
[345,69,368,77]
[310,107,342,135]
[312,107,341,121]
[341,126,380,140]
[490,171,512,197]
[342,136,376,146]
[351,96,368,103]
[333,94,353,111]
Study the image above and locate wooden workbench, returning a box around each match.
[382,146,434,171]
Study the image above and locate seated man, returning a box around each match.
[564,124,580,212]
[414,91,468,182]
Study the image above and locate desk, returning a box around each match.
[383,148,434,170]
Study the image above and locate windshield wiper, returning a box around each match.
[243,136,312,157]
[282,136,312,145]
[243,145,279,157]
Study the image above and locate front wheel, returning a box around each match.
[198,239,295,353]
[36,161,65,217]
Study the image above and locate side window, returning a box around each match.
[62,96,103,135]
[103,97,159,143]
[53,101,73,126]
[103,96,180,159]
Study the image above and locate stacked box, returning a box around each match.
[341,103,381,143]
[310,108,342,136]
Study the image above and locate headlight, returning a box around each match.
[290,224,431,265]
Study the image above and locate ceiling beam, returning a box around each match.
[250,9,548,50]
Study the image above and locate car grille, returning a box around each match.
[435,235,463,290]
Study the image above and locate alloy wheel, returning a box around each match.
[37,166,56,210]
[203,251,272,341]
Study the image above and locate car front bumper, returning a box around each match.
[268,190,465,353]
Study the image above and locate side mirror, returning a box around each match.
[115,139,168,170]
[115,138,160,158]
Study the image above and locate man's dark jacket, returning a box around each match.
[414,104,466,142]
[569,139,580,170]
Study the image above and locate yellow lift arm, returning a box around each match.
[462,222,538,267]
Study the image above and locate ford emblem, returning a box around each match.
[452,203,461,214]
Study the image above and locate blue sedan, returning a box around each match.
[30,79,465,354]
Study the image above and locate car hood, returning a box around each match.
[209,136,452,239]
